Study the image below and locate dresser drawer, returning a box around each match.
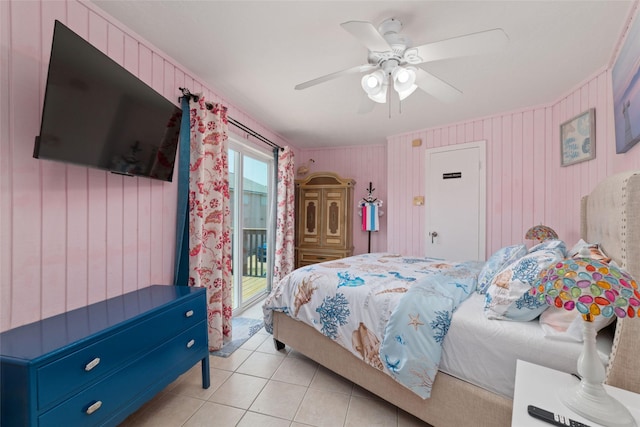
[37,295,205,410]
[296,250,353,268]
[298,253,342,263]
[39,321,207,427]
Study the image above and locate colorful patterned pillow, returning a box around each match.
[539,306,615,342]
[528,239,567,256]
[484,248,565,321]
[477,244,527,294]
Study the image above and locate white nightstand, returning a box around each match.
[512,360,640,427]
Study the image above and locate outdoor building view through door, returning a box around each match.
[229,141,273,313]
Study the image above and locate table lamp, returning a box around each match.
[525,224,558,242]
[532,258,639,427]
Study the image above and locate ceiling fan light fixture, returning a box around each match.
[361,70,384,93]
[392,66,416,90]
[361,70,387,103]
[392,66,417,100]
[397,84,418,101]
[395,67,410,84]
[368,87,388,103]
[365,75,379,89]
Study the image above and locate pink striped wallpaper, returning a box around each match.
[298,145,388,255]
[386,69,640,257]
[0,0,292,331]
[2,0,638,333]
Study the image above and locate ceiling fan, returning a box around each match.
[295,18,508,106]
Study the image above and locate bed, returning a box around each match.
[263,170,640,426]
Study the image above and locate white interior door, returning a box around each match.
[425,141,486,261]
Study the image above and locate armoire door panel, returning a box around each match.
[303,198,319,237]
[325,199,343,243]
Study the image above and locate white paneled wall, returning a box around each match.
[387,70,640,257]
[299,145,388,255]
[1,0,291,331]
[2,0,639,333]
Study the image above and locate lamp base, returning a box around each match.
[561,383,637,427]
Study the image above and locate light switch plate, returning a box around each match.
[413,196,424,206]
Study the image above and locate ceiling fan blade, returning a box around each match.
[414,68,462,103]
[341,21,391,52]
[295,63,377,90]
[405,28,508,64]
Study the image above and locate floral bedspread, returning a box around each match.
[262,252,482,399]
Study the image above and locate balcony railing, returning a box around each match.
[242,228,267,277]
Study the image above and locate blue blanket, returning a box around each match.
[380,265,478,398]
[262,253,481,399]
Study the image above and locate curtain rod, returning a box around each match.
[179,87,283,151]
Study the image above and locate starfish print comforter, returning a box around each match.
[262,252,482,399]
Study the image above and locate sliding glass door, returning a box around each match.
[229,139,273,313]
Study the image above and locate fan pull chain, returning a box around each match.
[388,74,392,119]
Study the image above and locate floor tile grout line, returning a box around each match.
[290,379,313,426]
[245,336,313,426]
[233,341,260,426]
[178,395,207,427]
[209,369,270,413]
[210,307,407,427]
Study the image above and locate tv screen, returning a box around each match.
[34,20,181,182]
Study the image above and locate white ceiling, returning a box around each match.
[91,1,634,148]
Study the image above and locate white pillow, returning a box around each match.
[539,307,615,342]
[484,248,564,321]
[567,239,611,263]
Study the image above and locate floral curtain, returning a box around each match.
[273,146,296,283]
[187,96,232,351]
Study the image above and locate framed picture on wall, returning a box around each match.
[612,10,640,154]
[560,109,595,166]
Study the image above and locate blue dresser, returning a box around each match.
[0,285,210,426]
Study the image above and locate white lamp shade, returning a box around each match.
[392,66,416,90]
[361,70,384,94]
[392,66,418,101]
[361,70,388,103]
[396,84,417,100]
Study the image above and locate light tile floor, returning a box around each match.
[119,301,431,427]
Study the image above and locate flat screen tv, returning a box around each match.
[34,20,181,182]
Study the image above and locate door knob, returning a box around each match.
[430,231,438,243]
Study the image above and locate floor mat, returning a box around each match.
[210,317,264,358]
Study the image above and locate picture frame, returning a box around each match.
[560,108,595,167]
[612,10,640,154]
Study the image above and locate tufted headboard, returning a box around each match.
[581,170,640,394]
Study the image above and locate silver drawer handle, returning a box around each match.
[186,339,195,348]
[185,310,194,318]
[86,400,102,415]
[84,357,101,372]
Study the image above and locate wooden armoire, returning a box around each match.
[295,172,355,268]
